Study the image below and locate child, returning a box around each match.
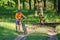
[16,10,27,34]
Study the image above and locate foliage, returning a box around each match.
[0,0,60,40]
[0,0,16,7]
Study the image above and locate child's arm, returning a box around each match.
[15,13,19,20]
[23,15,27,18]
[21,13,27,18]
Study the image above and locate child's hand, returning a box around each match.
[25,16,27,18]
[23,16,27,19]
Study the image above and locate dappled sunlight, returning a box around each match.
[0,0,60,40]
[27,25,60,40]
[56,25,60,33]
[0,22,15,30]
[24,14,40,25]
[55,25,60,40]
[27,14,34,17]
[34,28,47,33]
[44,9,60,22]
[26,27,48,40]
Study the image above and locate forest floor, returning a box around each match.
[14,24,58,40]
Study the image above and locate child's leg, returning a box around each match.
[16,25,20,32]
[16,20,20,32]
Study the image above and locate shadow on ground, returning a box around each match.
[26,32,48,40]
[0,25,23,40]
[57,33,60,40]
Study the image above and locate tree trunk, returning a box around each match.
[29,0,31,10]
[58,0,60,14]
[34,0,38,16]
[23,0,25,9]
[18,0,20,10]
[44,0,46,9]
[54,0,56,9]
[34,0,37,10]
[38,0,45,23]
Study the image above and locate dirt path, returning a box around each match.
[14,25,39,40]
[14,24,58,40]
[47,28,58,40]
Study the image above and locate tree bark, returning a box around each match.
[23,0,25,9]
[34,0,38,16]
[18,0,20,10]
[54,0,56,9]
[38,0,45,23]
[29,0,31,10]
[44,0,46,9]
[34,0,37,10]
[58,0,60,14]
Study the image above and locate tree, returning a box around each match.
[34,0,38,16]
[54,0,56,9]
[34,0,37,10]
[23,0,25,9]
[18,0,20,10]
[38,0,45,23]
[58,0,60,14]
[29,0,31,10]
[44,0,46,9]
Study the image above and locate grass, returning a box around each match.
[0,7,40,40]
[56,25,60,40]
[27,33,48,40]
[0,22,23,40]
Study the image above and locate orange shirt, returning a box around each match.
[16,12,24,20]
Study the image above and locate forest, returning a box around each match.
[0,0,60,40]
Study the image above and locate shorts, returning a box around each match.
[16,20,20,25]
